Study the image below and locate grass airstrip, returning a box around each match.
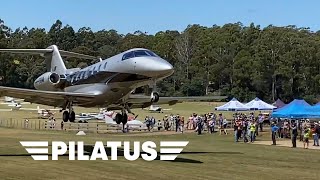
[0,102,319,180]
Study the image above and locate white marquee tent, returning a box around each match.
[215,98,250,111]
[245,97,276,110]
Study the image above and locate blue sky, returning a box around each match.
[1,0,320,34]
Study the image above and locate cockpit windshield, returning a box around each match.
[122,50,158,60]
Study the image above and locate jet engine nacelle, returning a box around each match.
[151,92,159,103]
[34,72,65,91]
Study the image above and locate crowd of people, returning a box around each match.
[231,112,266,143]
[144,112,230,135]
[269,119,320,149]
[143,112,320,149]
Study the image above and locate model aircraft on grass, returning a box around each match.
[0,45,226,126]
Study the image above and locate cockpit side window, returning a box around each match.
[122,51,134,61]
[145,50,158,57]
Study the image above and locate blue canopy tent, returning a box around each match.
[302,105,320,118]
[271,99,312,118]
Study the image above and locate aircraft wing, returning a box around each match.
[120,95,227,109]
[0,86,96,108]
[19,108,40,111]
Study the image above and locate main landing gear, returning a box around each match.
[114,110,128,125]
[114,104,134,133]
[62,101,76,122]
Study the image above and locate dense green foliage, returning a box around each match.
[1,19,320,103]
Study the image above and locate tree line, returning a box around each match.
[1,19,320,103]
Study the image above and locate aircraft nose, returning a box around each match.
[134,57,174,78]
[156,61,174,77]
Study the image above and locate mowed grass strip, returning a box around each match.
[0,127,319,180]
[0,102,265,130]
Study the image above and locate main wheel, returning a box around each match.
[115,113,122,124]
[69,111,75,123]
[62,111,69,122]
[122,113,128,124]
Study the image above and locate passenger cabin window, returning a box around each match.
[80,71,86,79]
[71,75,76,83]
[85,68,90,79]
[92,66,97,75]
[103,62,108,69]
[76,72,81,81]
[98,64,102,72]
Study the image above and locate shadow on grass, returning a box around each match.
[0,145,243,164]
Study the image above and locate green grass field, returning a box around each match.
[0,127,319,180]
[0,102,319,179]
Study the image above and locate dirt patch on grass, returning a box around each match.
[254,139,320,150]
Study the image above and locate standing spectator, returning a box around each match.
[312,123,319,146]
[249,121,256,143]
[193,114,198,130]
[144,116,151,131]
[255,120,259,136]
[298,120,303,141]
[187,114,193,130]
[303,126,311,149]
[175,115,180,132]
[203,114,208,132]
[179,116,184,133]
[258,114,264,132]
[197,116,203,135]
[163,115,169,131]
[315,123,320,146]
[209,119,215,134]
[283,120,289,138]
[291,123,298,148]
[237,120,243,142]
[271,122,279,145]
[170,114,175,131]
[277,119,283,138]
[218,113,223,128]
[243,119,249,143]
[234,120,238,142]
[150,116,156,130]
[157,120,162,131]
[223,119,228,134]
[60,120,64,130]
[24,119,29,129]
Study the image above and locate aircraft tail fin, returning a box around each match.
[45,45,67,74]
[4,96,13,102]
[0,45,97,75]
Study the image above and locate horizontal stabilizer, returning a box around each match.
[59,50,96,59]
[0,49,52,55]
[0,47,97,59]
